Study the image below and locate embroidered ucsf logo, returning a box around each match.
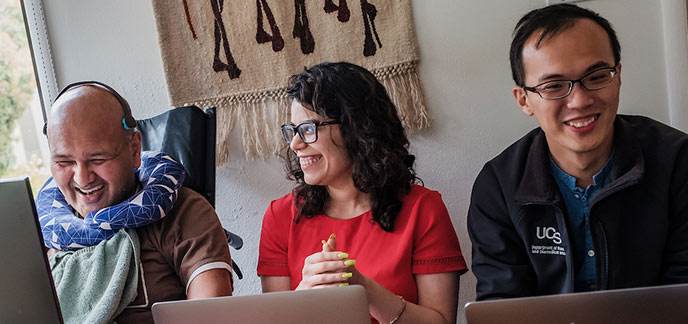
[536,226,562,244]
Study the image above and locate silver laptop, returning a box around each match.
[465,283,688,324]
[152,285,370,324]
[0,177,63,324]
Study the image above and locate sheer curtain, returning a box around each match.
[662,0,688,132]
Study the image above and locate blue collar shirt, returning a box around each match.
[550,153,614,292]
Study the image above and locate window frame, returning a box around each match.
[19,0,58,123]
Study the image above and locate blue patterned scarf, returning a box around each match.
[36,151,185,250]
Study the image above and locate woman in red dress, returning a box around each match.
[258,62,467,324]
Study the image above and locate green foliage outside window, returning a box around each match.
[0,0,36,175]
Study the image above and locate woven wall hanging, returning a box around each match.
[152,0,429,162]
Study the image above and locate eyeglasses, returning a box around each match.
[523,65,618,100]
[280,120,340,144]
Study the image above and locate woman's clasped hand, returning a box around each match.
[296,234,361,290]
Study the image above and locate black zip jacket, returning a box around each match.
[467,115,688,300]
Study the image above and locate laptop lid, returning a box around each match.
[0,177,63,324]
[152,285,370,324]
[465,283,688,324]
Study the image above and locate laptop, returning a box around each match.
[0,177,63,324]
[152,285,370,324]
[465,283,688,324]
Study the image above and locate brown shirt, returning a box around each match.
[114,187,232,323]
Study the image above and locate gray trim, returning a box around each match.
[19,0,58,122]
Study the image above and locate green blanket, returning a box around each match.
[49,228,141,324]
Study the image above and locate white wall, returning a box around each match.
[39,0,680,322]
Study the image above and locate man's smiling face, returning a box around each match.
[513,18,621,165]
[47,86,141,217]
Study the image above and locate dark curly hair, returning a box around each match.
[284,62,419,232]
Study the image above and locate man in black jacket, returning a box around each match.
[467,4,688,300]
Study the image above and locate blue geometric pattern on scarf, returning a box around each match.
[36,151,185,250]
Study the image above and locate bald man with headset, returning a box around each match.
[38,81,232,323]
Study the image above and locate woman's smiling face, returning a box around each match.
[288,100,353,188]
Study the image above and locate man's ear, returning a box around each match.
[513,86,534,116]
[130,131,142,168]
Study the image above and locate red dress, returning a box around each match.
[258,184,467,305]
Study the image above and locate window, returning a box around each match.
[0,0,55,194]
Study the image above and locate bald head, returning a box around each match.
[47,85,134,141]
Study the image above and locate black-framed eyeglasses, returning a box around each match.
[280,120,340,144]
[523,65,618,100]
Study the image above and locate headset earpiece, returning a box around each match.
[123,116,136,130]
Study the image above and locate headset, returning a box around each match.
[43,81,136,135]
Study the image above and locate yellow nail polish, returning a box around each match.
[329,233,336,240]
[338,252,349,259]
[342,272,353,279]
[344,259,357,266]
[321,240,327,245]
[339,283,349,287]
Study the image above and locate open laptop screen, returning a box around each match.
[152,285,370,324]
[465,283,688,324]
[0,178,63,324]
